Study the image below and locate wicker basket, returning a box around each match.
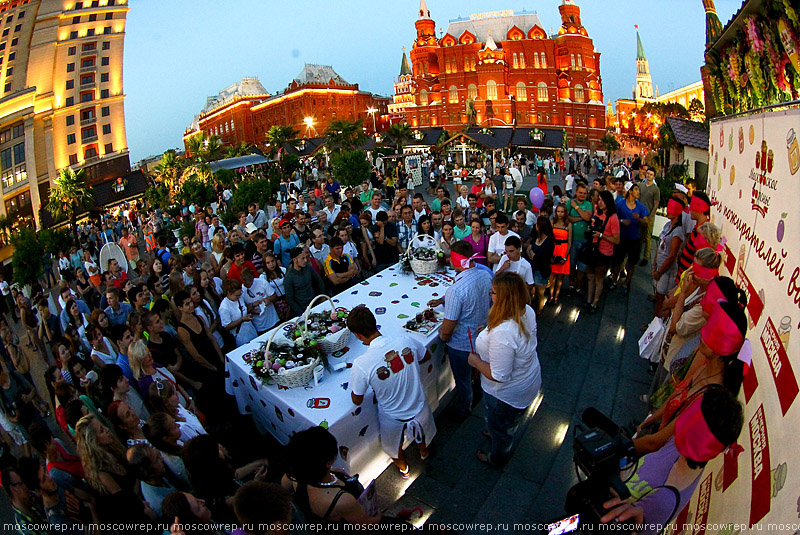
[303,294,351,354]
[263,320,319,388]
[407,234,441,276]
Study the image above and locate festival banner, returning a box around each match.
[677,107,800,531]
[693,473,713,535]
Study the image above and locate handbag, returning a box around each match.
[638,317,665,363]
[269,278,292,321]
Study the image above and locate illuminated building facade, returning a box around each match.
[185,65,391,150]
[607,28,706,133]
[402,0,606,151]
[0,0,130,228]
[389,48,414,116]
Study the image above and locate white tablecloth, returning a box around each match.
[224,265,457,484]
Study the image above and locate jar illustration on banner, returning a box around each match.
[779,18,800,72]
[788,128,800,175]
[738,127,744,154]
[771,462,787,498]
[779,316,792,351]
[307,397,331,409]
[401,347,415,364]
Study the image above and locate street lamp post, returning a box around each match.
[304,116,314,138]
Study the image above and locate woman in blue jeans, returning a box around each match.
[468,272,542,467]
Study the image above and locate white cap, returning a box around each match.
[674,183,689,194]
[245,223,258,234]
[624,181,634,193]
[615,169,626,178]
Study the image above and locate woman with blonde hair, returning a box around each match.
[74,413,149,522]
[468,272,541,467]
[211,233,225,273]
[128,339,194,411]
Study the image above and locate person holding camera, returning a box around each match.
[468,272,541,467]
[600,387,743,532]
[585,191,620,312]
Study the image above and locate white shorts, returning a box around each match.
[378,403,436,458]
[0,411,27,445]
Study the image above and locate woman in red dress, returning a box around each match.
[549,203,572,304]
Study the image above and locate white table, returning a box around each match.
[224,265,457,484]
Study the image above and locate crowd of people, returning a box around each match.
[0,150,747,534]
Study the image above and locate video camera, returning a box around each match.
[563,408,637,534]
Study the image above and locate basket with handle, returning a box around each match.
[303,294,350,354]
[407,234,441,276]
[263,320,319,388]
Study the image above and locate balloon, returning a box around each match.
[529,187,545,209]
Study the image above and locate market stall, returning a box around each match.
[224,265,457,483]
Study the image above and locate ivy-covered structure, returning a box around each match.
[702,0,800,116]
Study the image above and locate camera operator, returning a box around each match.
[599,386,743,533]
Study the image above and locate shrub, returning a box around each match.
[11,228,44,287]
[178,177,216,207]
[330,149,370,186]
[144,185,171,210]
[231,177,273,214]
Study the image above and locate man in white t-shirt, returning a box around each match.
[473,162,486,180]
[348,306,435,478]
[565,173,576,198]
[486,213,520,266]
[366,192,387,221]
[240,267,278,334]
[493,235,534,293]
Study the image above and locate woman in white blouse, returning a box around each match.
[468,271,541,467]
[456,185,470,210]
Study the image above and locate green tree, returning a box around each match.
[600,133,621,161]
[282,153,301,177]
[0,215,10,245]
[39,228,73,256]
[325,119,366,153]
[265,125,299,160]
[153,149,184,192]
[144,184,171,210]
[659,122,677,168]
[214,168,237,189]
[688,98,705,122]
[177,177,216,207]
[225,141,253,159]
[384,122,413,154]
[561,129,569,151]
[10,228,44,287]
[330,149,370,186]
[185,133,223,163]
[231,177,273,214]
[46,167,94,236]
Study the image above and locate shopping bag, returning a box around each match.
[638,316,665,363]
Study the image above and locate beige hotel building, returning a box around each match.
[0,0,130,229]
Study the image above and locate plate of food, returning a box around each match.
[403,308,443,336]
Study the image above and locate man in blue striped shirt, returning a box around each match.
[428,240,493,419]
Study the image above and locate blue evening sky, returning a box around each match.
[123,0,741,162]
